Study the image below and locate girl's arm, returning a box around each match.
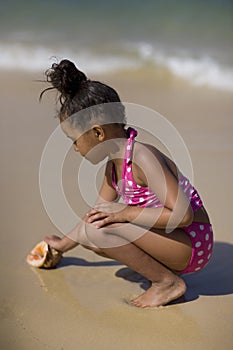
[44,161,118,251]
[94,161,119,204]
[87,144,193,232]
[125,144,193,230]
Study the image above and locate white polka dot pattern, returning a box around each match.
[190,231,196,237]
[112,127,203,212]
[179,223,213,274]
[111,128,213,275]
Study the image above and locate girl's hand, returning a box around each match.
[44,234,79,253]
[86,202,130,228]
[44,235,63,251]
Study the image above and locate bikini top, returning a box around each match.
[111,127,203,212]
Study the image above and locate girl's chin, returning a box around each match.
[87,154,107,164]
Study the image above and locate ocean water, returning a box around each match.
[0,0,233,91]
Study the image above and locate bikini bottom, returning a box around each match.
[177,222,213,275]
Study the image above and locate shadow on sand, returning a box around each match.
[57,256,122,268]
[183,241,233,301]
[56,241,233,304]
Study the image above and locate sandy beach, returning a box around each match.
[0,71,233,350]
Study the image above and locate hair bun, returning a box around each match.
[46,59,87,98]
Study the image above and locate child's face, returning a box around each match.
[61,121,108,164]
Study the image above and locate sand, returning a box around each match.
[0,70,233,350]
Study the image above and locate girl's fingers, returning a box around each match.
[93,217,111,228]
[87,212,109,223]
[43,235,62,250]
[86,208,99,217]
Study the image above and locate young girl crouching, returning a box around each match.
[41,59,213,308]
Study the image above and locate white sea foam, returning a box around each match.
[0,42,233,92]
[135,42,233,92]
[0,43,139,74]
[156,54,233,91]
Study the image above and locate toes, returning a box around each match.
[130,297,147,308]
[130,298,140,307]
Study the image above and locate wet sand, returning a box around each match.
[0,71,233,350]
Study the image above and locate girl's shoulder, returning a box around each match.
[133,141,164,162]
[133,141,179,179]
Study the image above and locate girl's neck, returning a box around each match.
[108,124,127,139]
[99,124,128,163]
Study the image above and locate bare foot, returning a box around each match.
[130,275,186,308]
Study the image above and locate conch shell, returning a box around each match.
[26,241,62,268]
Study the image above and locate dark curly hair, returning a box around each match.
[40,59,126,131]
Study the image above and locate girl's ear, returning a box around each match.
[92,125,105,141]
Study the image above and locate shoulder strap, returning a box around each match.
[124,127,138,165]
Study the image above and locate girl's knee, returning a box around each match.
[85,223,105,245]
[85,223,128,249]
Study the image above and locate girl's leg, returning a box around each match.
[101,242,186,308]
[132,228,192,271]
[85,222,191,307]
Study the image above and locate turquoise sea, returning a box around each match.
[0,0,233,91]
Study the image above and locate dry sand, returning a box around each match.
[0,71,233,350]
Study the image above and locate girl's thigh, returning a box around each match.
[85,221,192,271]
[133,228,192,271]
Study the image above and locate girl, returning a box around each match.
[41,59,213,308]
